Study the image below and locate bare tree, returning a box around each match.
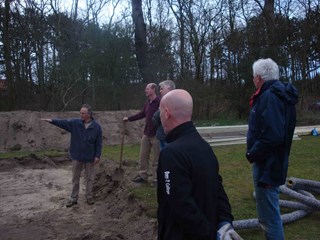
[166,0,187,80]
[253,0,276,58]
[131,0,150,83]
[106,0,122,29]
[60,76,89,111]
[85,0,110,25]
[1,0,15,109]
[167,0,223,83]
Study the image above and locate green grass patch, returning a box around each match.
[214,136,320,239]
[119,136,320,239]
[130,186,157,218]
[103,144,140,161]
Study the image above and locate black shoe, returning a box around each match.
[132,175,147,183]
[86,198,95,205]
[66,200,77,208]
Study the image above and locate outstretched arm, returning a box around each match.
[40,118,52,123]
[41,118,72,132]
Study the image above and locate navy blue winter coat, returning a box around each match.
[246,80,299,186]
[50,119,102,162]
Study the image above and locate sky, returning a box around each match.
[61,0,129,24]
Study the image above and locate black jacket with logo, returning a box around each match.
[157,121,233,240]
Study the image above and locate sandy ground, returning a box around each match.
[0,154,158,240]
[0,110,158,239]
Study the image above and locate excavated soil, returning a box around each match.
[0,111,157,240]
[0,155,158,240]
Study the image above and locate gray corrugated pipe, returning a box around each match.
[279,184,320,210]
[287,177,320,194]
[232,178,320,230]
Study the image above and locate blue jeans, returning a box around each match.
[253,163,284,240]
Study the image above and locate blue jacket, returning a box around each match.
[50,119,102,162]
[152,109,167,141]
[246,80,298,186]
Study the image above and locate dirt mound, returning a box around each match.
[0,110,158,239]
[0,110,144,152]
[0,155,157,240]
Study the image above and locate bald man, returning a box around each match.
[157,90,242,240]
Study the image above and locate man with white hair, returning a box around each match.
[246,58,298,239]
[152,80,176,150]
[157,89,242,240]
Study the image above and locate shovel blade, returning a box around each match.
[112,167,125,182]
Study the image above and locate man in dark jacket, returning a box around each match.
[123,83,160,183]
[157,89,242,240]
[152,80,176,150]
[41,104,102,207]
[246,58,298,240]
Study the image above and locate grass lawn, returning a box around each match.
[214,136,320,239]
[104,136,320,240]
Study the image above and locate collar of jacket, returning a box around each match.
[249,80,278,107]
[165,121,195,143]
[80,118,95,128]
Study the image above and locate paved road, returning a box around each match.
[196,125,320,146]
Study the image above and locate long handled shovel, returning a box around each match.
[112,121,126,181]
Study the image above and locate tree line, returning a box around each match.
[0,0,319,120]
